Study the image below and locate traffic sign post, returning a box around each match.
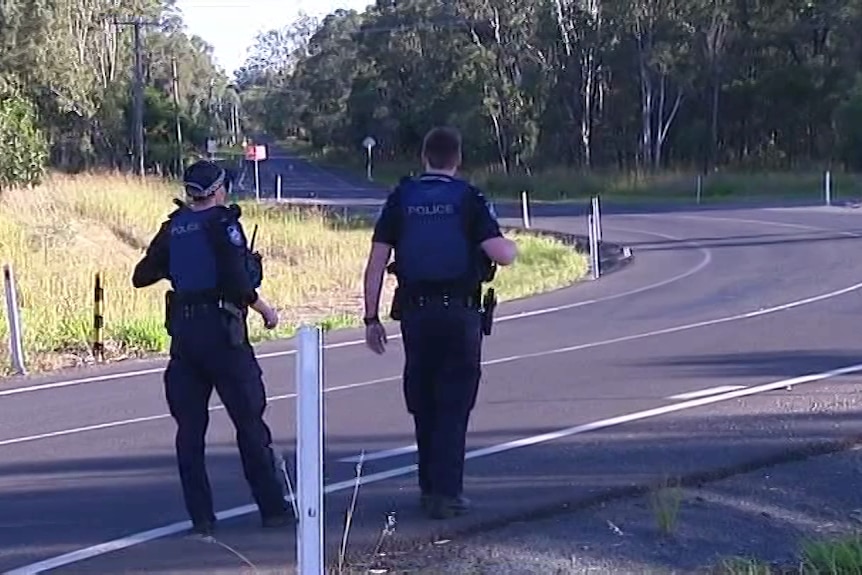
[245,144,267,201]
[206,139,217,160]
[362,136,376,181]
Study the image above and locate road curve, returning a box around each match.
[2,151,862,574]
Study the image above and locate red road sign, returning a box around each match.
[245,145,267,161]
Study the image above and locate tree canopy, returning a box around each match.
[0,0,233,186]
[3,0,861,190]
[237,0,862,173]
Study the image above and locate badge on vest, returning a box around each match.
[479,193,498,220]
[226,224,244,246]
[487,200,498,220]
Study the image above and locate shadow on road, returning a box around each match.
[3,393,862,573]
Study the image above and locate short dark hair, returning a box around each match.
[421,126,462,170]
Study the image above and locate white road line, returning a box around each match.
[667,385,747,401]
[3,276,861,448]
[337,444,417,463]
[0,376,397,448]
[8,362,862,575]
[666,213,862,238]
[0,223,710,399]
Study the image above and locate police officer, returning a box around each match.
[132,160,289,535]
[361,127,518,519]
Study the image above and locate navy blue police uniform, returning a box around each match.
[132,161,288,534]
[372,172,502,518]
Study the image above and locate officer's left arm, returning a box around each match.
[363,192,398,320]
[132,222,170,288]
[469,188,518,266]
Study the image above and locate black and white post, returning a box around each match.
[276,174,282,202]
[824,170,832,206]
[297,324,324,575]
[3,264,26,375]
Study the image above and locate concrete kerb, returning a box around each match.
[346,434,862,572]
[499,223,635,278]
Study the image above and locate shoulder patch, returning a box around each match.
[226,223,244,246]
[478,193,498,220]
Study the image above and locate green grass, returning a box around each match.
[715,535,862,574]
[280,138,862,204]
[801,535,862,574]
[0,172,588,375]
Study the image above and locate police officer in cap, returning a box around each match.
[132,160,289,535]
[361,127,518,519]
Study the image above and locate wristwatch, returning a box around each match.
[363,315,380,326]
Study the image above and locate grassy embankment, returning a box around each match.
[280,139,862,204]
[0,173,588,375]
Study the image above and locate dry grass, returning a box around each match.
[0,172,587,375]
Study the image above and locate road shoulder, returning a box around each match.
[378,439,862,574]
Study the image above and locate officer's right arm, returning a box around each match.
[363,193,398,320]
[132,222,170,288]
[469,188,518,266]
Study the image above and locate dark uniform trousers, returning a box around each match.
[400,299,483,499]
[163,303,285,525]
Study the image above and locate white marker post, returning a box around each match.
[362,136,376,181]
[588,215,600,280]
[825,170,832,206]
[276,175,282,202]
[521,191,531,229]
[3,264,26,375]
[256,146,267,202]
[696,175,703,205]
[296,324,324,575]
[206,138,217,161]
[591,196,602,242]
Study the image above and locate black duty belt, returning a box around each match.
[402,292,479,309]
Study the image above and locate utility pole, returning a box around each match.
[171,56,184,177]
[114,17,159,176]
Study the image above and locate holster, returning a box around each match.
[219,300,247,347]
[480,287,497,336]
[164,290,174,336]
[389,286,402,321]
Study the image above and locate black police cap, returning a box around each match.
[183,160,226,199]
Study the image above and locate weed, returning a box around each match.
[800,534,862,574]
[649,475,683,537]
[717,556,775,574]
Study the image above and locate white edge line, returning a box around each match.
[0,376,398,448]
[0,224,709,399]
[666,213,862,238]
[667,385,747,401]
[337,444,418,463]
[8,361,862,575]
[4,277,862,448]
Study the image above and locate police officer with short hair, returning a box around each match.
[362,127,518,519]
[132,160,289,535]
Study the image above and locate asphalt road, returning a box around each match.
[3,148,862,574]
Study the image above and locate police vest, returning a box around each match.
[167,207,220,294]
[393,176,478,291]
